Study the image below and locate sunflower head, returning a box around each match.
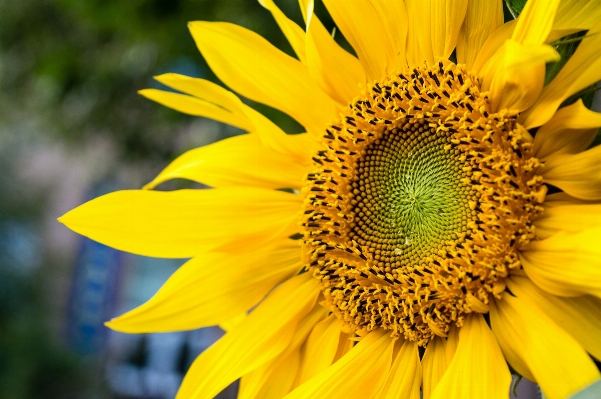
[302,61,546,344]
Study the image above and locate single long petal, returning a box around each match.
[143,134,309,190]
[188,21,338,134]
[509,276,601,361]
[406,0,468,65]
[58,188,301,258]
[105,241,301,333]
[138,89,251,131]
[533,99,601,159]
[432,314,510,399]
[284,330,393,399]
[305,4,366,105]
[456,0,503,70]
[521,227,601,297]
[521,19,601,128]
[259,0,306,62]
[322,0,407,80]
[176,273,319,399]
[421,336,448,399]
[239,305,327,399]
[534,201,601,239]
[541,145,601,200]
[295,314,344,386]
[375,339,421,399]
[511,0,561,45]
[490,288,600,399]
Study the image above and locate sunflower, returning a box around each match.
[59,0,601,398]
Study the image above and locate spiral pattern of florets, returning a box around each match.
[302,62,546,344]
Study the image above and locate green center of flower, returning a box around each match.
[302,62,545,344]
[349,120,472,269]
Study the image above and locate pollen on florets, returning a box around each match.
[301,61,545,345]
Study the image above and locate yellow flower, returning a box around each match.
[60,0,601,398]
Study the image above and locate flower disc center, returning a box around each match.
[302,62,545,344]
[349,121,472,270]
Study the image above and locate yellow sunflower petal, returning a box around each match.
[490,285,600,399]
[219,313,246,332]
[534,202,601,239]
[548,0,601,42]
[456,0,503,70]
[138,89,251,131]
[259,0,306,62]
[238,101,323,160]
[483,40,559,112]
[521,20,601,129]
[188,21,337,134]
[472,20,516,73]
[242,349,301,399]
[421,336,448,399]
[305,4,366,105]
[296,314,344,386]
[105,242,301,333]
[239,305,327,399]
[151,73,321,162]
[432,314,510,399]
[176,273,319,399]
[533,99,601,159]
[58,188,301,258]
[153,73,247,119]
[511,0,561,45]
[284,330,393,399]
[375,339,421,399]
[322,0,407,80]
[143,134,309,190]
[445,325,459,362]
[509,276,601,361]
[406,0,468,65]
[541,145,601,200]
[521,228,601,297]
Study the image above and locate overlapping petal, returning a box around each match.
[508,276,601,361]
[456,0,503,70]
[239,305,327,399]
[432,314,510,399]
[176,273,319,399]
[106,240,301,333]
[284,330,393,399]
[305,3,366,105]
[521,19,601,128]
[188,21,338,134]
[295,314,344,386]
[533,99,601,159]
[322,0,407,80]
[541,145,601,200]
[375,339,421,399]
[143,134,309,190]
[405,0,467,66]
[521,227,601,297]
[421,337,448,399]
[490,286,600,399]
